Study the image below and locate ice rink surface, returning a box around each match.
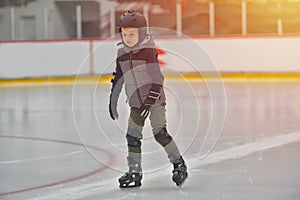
[0,79,300,200]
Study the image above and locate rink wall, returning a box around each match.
[0,36,300,80]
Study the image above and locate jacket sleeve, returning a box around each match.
[110,56,124,105]
[145,49,164,102]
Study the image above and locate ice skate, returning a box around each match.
[118,171,143,188]
[172,156,188,187]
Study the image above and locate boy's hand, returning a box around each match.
[139,90,161,119]
[140,103,151,118]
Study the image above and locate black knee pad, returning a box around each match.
[126,134,141,148]
[126,134,142,153]
[154,127,172,147]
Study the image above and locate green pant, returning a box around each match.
[126,104,181,172]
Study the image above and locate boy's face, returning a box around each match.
[121,27,139,47]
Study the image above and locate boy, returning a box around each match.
[109,10,187,188]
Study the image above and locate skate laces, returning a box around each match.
[173,158,187,172]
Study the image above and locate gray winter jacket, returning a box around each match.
[110,35,166,109]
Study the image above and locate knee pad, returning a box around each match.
[126,134,142,153]
[154,127,172,147]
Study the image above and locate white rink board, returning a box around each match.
[0,41,90,78]
[0,37,300,78]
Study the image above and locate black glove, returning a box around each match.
[140,90,161,119]
[109,100,119,120]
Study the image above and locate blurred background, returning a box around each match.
[0,0,300,40]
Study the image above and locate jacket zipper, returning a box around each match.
[129,51,143,107]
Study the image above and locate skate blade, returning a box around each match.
[176,174,188,188]
[119,182,142,189]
